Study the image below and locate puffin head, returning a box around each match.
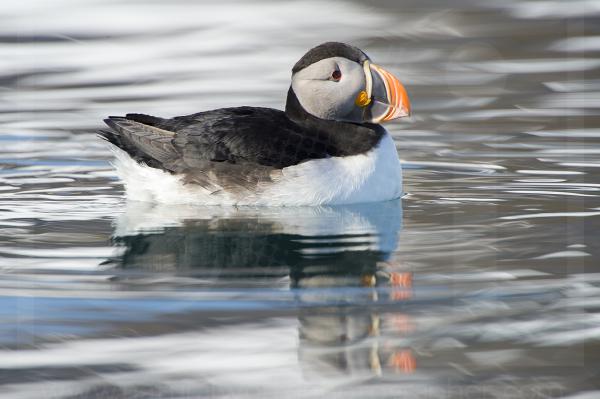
[287,42,411,124]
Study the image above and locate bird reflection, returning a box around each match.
[108,199,415,378]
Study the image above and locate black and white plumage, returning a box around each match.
[100,42,411,206]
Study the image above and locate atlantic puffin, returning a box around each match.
[100,42,411,206]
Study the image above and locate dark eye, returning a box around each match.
[331,70,342,81]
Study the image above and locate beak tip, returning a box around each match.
[370,63,411,123]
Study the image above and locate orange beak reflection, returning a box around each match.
[368,63,411,123]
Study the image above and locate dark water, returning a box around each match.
[1,0,600,398]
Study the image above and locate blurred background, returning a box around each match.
[1,0,599,398]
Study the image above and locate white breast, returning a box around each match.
[110,132,402,206]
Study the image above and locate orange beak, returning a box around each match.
[368,63,411,123]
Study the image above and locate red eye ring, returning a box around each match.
[331,70,342,81]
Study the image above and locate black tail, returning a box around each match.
[123,113,166,127]
[98,118,162,168]
[97,128,123,148]
[98,117,134,153]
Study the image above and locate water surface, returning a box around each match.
[1,0,599,397]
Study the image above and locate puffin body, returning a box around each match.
[100,42,411,206]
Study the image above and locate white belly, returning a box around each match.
[111,133,402,206]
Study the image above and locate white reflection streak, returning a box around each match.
[550,36,600,52]
[516,170,584,175]
[506,190,596,197]
[501,211,600,220]
[534,251,590,260]
[560,162,600,168]
[400,160,505,171]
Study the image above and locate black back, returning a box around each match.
[101,93,384,171]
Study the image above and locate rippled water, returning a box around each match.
[1,0,600,397]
